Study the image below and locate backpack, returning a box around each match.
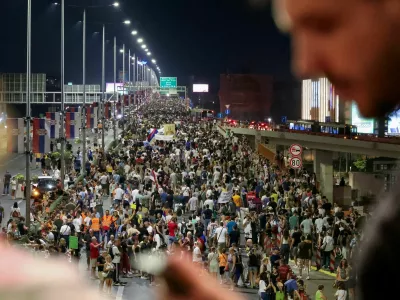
[109,244,115,260]
[12,210,19,218]
[181,223,188,235]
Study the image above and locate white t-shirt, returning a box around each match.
[114,188,124,200]
[335,290,347,300]
[314,218,324,233]
[214,227,227,243]
[193,246,202,263]
[258,280,267,295]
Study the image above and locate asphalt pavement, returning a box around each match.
[0,129,119,227]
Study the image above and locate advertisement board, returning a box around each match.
[193,84,209,93]
[351,102,374,134]
[106,83,124,95]
[160,77,177,88]
[387,110,400,135]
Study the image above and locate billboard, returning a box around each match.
[160,77,177,88]
[351,102,374,134]
[387,110,400,135]
[106,83,124,95]
[193,84,209,93]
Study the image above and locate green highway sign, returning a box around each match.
[160,77,177,88]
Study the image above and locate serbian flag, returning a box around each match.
[116,102,122,115]
[124,95,129,106]
[69,107,81,113]
[65,112,80,139]
[7,118,24,153]
[45,112,60,139]
[33,118,50,154]
[105,103,111,119]
[86,107,97,129]
[151,169,159,188]
[147,129,158,142]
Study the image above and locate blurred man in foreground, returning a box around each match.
[273,0,400,299]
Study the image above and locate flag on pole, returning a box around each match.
[33,118,50,154]
[7,118,24,153]
[86,107,98,129]
[45,112,60,139]
[124,95,129,106]
[105,103,111,119]
[147,129,158,142]
[65,112,80,139]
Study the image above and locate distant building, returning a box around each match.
[0,73,46,103]
[218,74,273,120]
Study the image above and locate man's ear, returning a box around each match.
[272,0,292,33]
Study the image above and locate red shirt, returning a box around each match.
[168,221,177,237]
[278,265,291,282]
[89,242,99,259]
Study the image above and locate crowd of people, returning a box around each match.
[0,97,366,300]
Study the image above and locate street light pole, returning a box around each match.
[25,0,32,227]
[101,24,105,151]
[113,36,116,142]
[128,49,131,83]
[82,9,87,174]
[60,0,66,186]
[122,43,125,133]
[128,49,131,126]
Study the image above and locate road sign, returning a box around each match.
[281,116,287,124]
[160,77,177,88]
[289,157,302,169]
[289,144,303,157]
[225,109,230,115]
[225,104,230,109]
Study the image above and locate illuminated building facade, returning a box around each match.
[302,78,340,123]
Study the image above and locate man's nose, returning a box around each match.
[292,35,324,79]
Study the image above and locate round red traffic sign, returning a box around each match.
[289,144,303,157]
[289,157,303,169]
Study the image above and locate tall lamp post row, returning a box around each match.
[25,0,161,226]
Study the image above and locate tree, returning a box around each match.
[353,158,367,171]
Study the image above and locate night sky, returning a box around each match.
[0,0,292,92]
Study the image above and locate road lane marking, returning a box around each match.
[116,286,124,300]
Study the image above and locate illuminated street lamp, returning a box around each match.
[147,52,151,56]
[113,2,119,7]
[141,44,146,49]
[123,20,131,24]
[131,30,138,35]
[152,59,156,63]
[120,49,124,53]
[137,38,143,43]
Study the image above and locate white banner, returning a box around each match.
[154,134,174,141]
[218,190,233,203]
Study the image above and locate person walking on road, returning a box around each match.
[3,171,11,195]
